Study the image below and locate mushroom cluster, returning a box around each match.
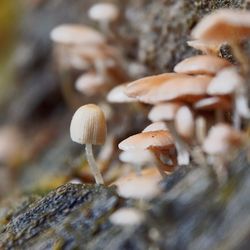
[68,9,250,196]
[107,9,250,181]
[50,3,127,106]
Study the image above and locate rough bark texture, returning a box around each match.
[0,0,250,249]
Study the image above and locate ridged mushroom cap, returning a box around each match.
[50,24,105,45]
[70,104,107,145]
[191,9,250,42]
[174,55,231,75]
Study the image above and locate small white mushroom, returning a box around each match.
[70,104,107,184]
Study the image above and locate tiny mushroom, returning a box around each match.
[110,208,145,226]
[107,84,137,103]
[112,168,162,200]
[118,130,177,176]
[70,104,107,184]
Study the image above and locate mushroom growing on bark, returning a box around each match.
[70,104,107,184]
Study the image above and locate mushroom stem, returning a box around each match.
[215,109,224,123]
[233,95,241,130]
[85,143,104,184]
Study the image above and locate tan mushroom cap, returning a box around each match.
[191,9,250,42]
[175,106,194,139]
[126,75,211,104]
[110,208,145,226]
[70,104,107,145]
[125,73,183,99]
[142,122,168,132]
[187,40,220,55]
[174,55,231,75]
[50,24,105,45]
[148,102,183,122]
[118,130,174,152]
[112,167,161,199]
[207,67,244,95]
[75,73,107,96]
[88,3,119,22]
[107,84,137,103]
[194,96,232,111]
[203,123,244,155]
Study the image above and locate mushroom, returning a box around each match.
[174,55,231,75]
[194,96,232,122]
[191,9,250,74]
[118,130,177,177]
[203,123,244,182]
[112,167,162,200]
[125,74,211,104]
[207,67,248,129]
[88,3,119,38]
[70,104,107,184]
[110,208,145,226]
[107,84,137,103]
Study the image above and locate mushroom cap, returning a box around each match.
[175,106,194,139]
[119,149,155,165]
[112,167,161,199]
[191,9,250,42]
[118,131,174,152]
[194,96,232,111]
[126,75,211,104]
[142,122,168,132]
[75,73,107,96]
[187,40,220,55]
[107,84,137,103]
[110,208,144,226]
[125,73,182,98]
[203,123,244,155]
[174,55,231,75]
[207,67,244,95]
[88,3,119,22]
[50,24,105,45]
[148,102,183,122]
[70,104,107,145]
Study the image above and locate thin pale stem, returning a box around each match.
[85,144,104,184]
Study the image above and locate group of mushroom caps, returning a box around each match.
[52,7,250,207]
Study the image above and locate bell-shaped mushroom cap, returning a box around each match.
[107,84,137,103]
[142,122,168,132]
[207,67,244,95]
[174,55,231,75]
[119,149,155,166]
[187,40,220,55]
[118,131,174,152]
[75,73,107,96]
[194,96,232,111]
[112,168,161,199]
[175,106,194,139]
[50,24,105,45]
[148,102,182,122]
[127,75,211,104]
[203,123,244,155]
[88,3,119,22]
[191,9,250,42]
[125,73,182,99]
[70,104,107,145]
[110,208,145,226]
